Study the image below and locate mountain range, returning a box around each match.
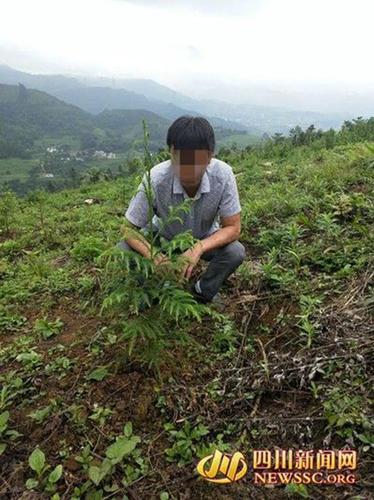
[0,83,250,157]
[0,64,351,134]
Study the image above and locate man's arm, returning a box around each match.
[180,213,241,279]
[121,218,171,266]
[120,218,153,259]
[180,165,242,279]
[196,213,241,254]
[194,164,242,254]
[120,172,160,260]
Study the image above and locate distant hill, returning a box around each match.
[1,64,351,134]
[93,108,171,152]
[0,84,170,156]
[0,83,92,134]
[0,65,254,134]
[56,85,178,116]
[76,73,346,133]
[3,64,346,135]
[0,84,256,158]
[0,83,93,157]
[0,64,83,93]
[80,75,200,110]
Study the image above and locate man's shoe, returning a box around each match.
[208,292,226,312]
[188,282,209,303]
[189,283,226,311]
[191,289,210,304]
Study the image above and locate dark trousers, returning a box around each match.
[116,230,246,300]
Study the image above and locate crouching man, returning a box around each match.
[117,115,246,305]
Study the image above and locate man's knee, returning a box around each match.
[223,240,246,267]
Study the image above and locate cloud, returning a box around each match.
[0,0,373,90]
[117,0,264,16]
[186,45,201,60]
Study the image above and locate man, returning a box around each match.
[117,115,246,304]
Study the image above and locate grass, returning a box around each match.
[0,157,40,182]
[0,136,373,498]
[217,132,261,148]
[33,135,82,151]
[0,153,127,192]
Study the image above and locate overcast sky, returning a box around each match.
[1,0,374,94]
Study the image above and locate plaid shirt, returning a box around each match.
[125,158,241,240]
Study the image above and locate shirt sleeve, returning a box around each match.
[125,173,156,228]
[218,168,241,218]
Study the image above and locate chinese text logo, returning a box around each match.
[196,449,248,483]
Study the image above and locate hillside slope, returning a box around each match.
[0,136,373,497]
[0,84,176,157]
[0,83,93,135]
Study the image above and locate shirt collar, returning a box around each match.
[171,161,211,199]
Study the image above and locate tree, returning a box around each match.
[17,83,28,104]
[0,189,18,234]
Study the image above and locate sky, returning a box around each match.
[1,0,374,95]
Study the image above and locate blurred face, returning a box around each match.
[170,147,213,187]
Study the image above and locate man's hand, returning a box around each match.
[154,253,170,265]
[153,252,173,276]
[179,243,204,280]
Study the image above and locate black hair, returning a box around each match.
[166,115,215,152]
